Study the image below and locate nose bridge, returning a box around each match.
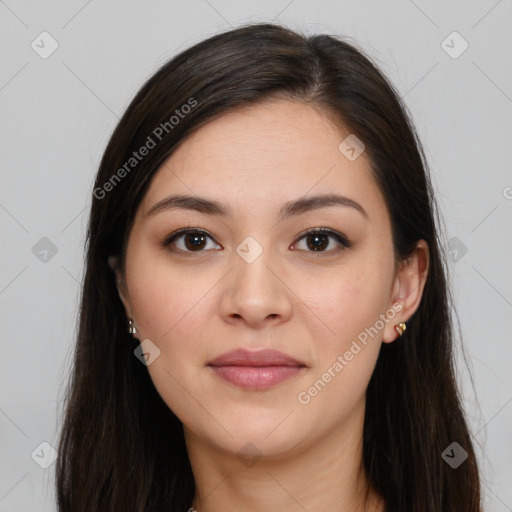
[220,238,291,325]
[232,242,277,300]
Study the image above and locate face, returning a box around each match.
[115,99,416,459]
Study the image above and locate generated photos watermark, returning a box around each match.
[297,302,403,405]
[93,97,198,200]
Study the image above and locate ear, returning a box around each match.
[108,255,133,318]
[382,239,430,343]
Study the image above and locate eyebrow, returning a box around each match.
[145,193,368,221]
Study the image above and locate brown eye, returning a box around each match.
[293,228,352,254]
[183,232,207,251]
[305,232,329,251]
[161,228,221,253]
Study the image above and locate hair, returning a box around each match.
[55,22,483,512]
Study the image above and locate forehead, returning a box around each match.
[138,99,387,222]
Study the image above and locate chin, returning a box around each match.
[217,430,303,462]
[195,409,308,457]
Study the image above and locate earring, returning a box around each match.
[128,319,138,335]
[394,322,407,337]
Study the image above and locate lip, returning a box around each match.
[207,348,306,367]
[207,348,307,390]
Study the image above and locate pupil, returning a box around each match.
[185,233,206,250]
[308,234,327,251]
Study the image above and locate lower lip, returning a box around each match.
[209,365,305,390]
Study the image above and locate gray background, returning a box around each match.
[1,1,511,510]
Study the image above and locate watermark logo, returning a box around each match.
[237,442,262,468]
[32,237,58,263]
[338,134,366,161]
[236,236,263,264]
[31,31,59,59]
[447,236,468,263]
[31,441,58,469]
[134,339,161,365]
[442,442,468,468]
[441,31,469,59]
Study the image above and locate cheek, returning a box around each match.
[126,261,215,421]
[126,254,221,371]
[127,252,216,340]
[308,265,390,347]
[295,267,390,408]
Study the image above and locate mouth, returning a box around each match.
[207,348,307,390]
[209,365,305,389]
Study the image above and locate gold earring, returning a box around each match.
[394,322,407,336]
[128,319,138,335]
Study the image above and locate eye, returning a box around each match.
[161,227,221,253]
[292,227,352,254]
[160,226,352,255]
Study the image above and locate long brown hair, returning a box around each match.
[55,22,483,511]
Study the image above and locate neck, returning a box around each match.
[184,399,385,512]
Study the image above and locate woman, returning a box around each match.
[55,22,483,511]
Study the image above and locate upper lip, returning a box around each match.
[207,348,306,367]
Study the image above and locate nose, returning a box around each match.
[219,250,293,329]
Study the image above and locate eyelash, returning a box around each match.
[160,226,353,256]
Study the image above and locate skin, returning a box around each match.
[112,99,429,512]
